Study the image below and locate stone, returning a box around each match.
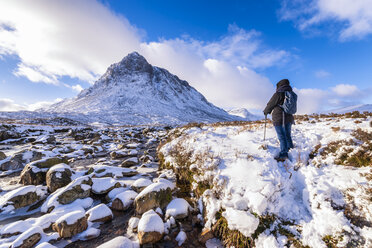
[0,185,47,212]
[120,157,138,167]
[198,229,214,244]
[20,157,68,185]
[0,151,6,160]
[111,190,138,211]
[12,232,41,248]
[52,211,88,238]
[134,180,174,215]
[138,210,164,244]
[86,204,113,223]
[56,177,92,205]
[46,164,73,192]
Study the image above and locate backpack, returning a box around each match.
[279,91,297,114]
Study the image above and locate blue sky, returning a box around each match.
[0,0,371,113]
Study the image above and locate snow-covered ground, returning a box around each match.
[160,114,372,247]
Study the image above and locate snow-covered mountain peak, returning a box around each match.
[47,52,238,125]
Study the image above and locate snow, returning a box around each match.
[96,236,137,248]
[175,230,187,246]
[91,177,122,194]
[55,209,85,225]
[165,198,190,219]
[135,179,175,201]
[138,209,165,234]
[128,217,139,232]
[86,204,113,222]
[205,238,224,248]
[0,220,32,236]
[132,178,152,188]
[92,165,137,178]
[222,207,259,237]
[255,233,279,248]
[160,117,372,247]
[114,190,138,208]
[107,187,128,200]
[35,243,57,248]
[43,52,238,125]
[48,163,71,173]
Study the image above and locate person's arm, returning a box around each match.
[263,93,279,115]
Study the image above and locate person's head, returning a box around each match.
[276,79,290,89]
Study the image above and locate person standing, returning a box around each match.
[263,79,297,161]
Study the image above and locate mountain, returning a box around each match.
[324,104,372,114]
[46,52,238,125]
[227,108,261,121]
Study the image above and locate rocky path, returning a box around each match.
[0,123,206,248]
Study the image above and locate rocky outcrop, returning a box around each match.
[134,179,174,214]
[46,164,73,192]
[52,210,88,238]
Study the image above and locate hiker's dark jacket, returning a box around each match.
[264,79,295,126]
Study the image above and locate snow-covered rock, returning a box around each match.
[165,198,191,219]
[96,236,136,248]
[134,179,175,214]
[138,209,164,244]
[131,178,152,193]
[112,190,138,211]
[52,210,88,238]
[175,230,187,246]
[0,185,47,213]
[46,163,73,192]
[11,226,43,248]
[120,157,138,168]
[91,177,122,194]
[86,203,113,223]
[41,176,92,213]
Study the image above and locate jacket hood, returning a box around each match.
[276,79,292,92]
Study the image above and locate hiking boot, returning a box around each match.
[274,155,288,162]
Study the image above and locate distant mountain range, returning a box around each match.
[227,108,261,121]
[324,104,372,114]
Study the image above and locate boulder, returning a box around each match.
[165,198,191,219]
[120,157,138,167]
[139,154,153,163]
[91,177,122,195]
[11,226,43,248]
[132,178,152,193]
[20,157,68,185]
[86,204,113,223]
[0,151,6,160]
[46,164,73,192]
[91,165,138,178]
[52,210,88,238]
[0,150,43,171]
[41,176,92,213]
[96,236,135,248]
[0,185,47,213]
[134,179,175,214]
[111,190,138,211]
[138,210,164,244]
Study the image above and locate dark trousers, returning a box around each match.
[274,123,293,158]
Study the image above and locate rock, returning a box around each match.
[165,198,191,219]
[120,157,138,167]
[198,228,214,244]
[11,226,42,248]
[20,157,68,185]
[135,179,175,214]
[86,204,113,223]
[138,210,164,244]
[0,151,6,160]
[41,176,92,213]
[52,210,88,238]
[128,217,140,232]
[96,236,135,248]
[46,164,73,192]
[91,177,122,194]
[132,178,152,193]
[91,165,138,178]
[111,190,138,211]
[0,126,21,142]
[0,185,47,213]
[0,150,43,171]
[140,154,153,163]
[32,135,56,145]
[35,242,57,248]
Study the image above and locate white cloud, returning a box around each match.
[71,84,83,93]
[0,98,62,111]
[280,0,372,40]
[294,88,328,114]
[0,98,25,111]
[331,84,361,97]
[315,69,331,78]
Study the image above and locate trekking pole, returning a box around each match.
[264,114,267,141]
